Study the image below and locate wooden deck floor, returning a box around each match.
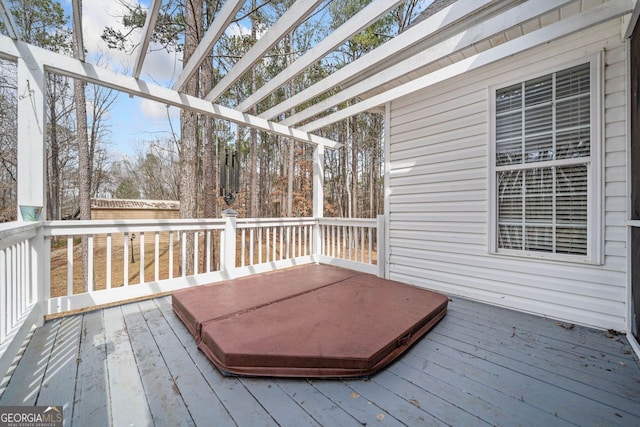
[1,295,639,426]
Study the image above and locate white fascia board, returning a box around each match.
[236,0,405,112]
[71,0,84,61]
[623,0,640,38]
[0,0,19,39]
[282,0,574,126]
[300,0,634,132]
[133,0,162,79]
[259,0,495,121]
[0,35,340,148]
[171,0,244,91]
[204,0,325,103]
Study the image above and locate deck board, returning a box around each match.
[102,305,153,426]
[36,315,82,426]
[120,301,194,426]
[432,316,640,417]
[71,310,110,427]
[2,293,639,427]
[0,318,59,406]
[138,299,236,426]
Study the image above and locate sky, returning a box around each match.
[61,0,184,159]
[54,0,432,159]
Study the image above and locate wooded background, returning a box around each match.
[0,0,427,223]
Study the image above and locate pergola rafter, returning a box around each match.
[71,0,84,61]
[204,0,325,103]
[171,0,244,91]
[299,0,633,132]
[132,0,162,79]
[258,0,496,122]
[279,0,572,127]
[0,0,18,40]
[0,34,341,148]
[235,0,405,113]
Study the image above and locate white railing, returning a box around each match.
[318,218,380,273]
[0,215,383,378]
[0,222,44,380]
[43,219,227,314]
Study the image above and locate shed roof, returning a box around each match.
[91,198,179,210]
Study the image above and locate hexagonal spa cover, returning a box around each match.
[172,265,448,378]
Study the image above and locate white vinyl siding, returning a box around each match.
[491,62,598,261]
[387,19,626,331]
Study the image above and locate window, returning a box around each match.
[491,60,600,262]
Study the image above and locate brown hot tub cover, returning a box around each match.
[172,264,447,378]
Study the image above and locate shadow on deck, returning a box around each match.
[1,293,639,426]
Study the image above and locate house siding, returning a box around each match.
[387,19,628,330]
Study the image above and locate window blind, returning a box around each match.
[495,63,590,256]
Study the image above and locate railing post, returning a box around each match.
[32,224,46,326]
[221,209,238,279]
[377,214,386,279]
[312,145,324,262]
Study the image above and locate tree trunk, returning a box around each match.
[249,0,258,218]
[180,0,202,275]
[72,1,91,292]
[350,115,358,218]
[48,90,60,221]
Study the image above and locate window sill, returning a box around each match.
[490,248,603,266]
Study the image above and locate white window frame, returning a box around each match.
[488,54,603,265]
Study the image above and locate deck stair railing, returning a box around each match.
[0,215,383,379]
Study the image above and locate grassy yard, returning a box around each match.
[49,232,377,297]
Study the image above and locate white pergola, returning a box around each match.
[0,0,633,220]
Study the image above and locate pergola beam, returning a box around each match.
[0,0,19,40]
[204,0,325,103]
[172,0,244,91]
[0,34,341,148]
[236,0,405,113]
[299,0,634,132]
[281,0,573,127]
[132,0,162,79]
[258,0,495,121]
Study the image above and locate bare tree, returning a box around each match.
[179,0,203,274]
[0,59,17,221]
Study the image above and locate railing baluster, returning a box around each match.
[332,225,336,257]
[88,235,94,292]
[9,246,14,328]
[0,248,6,342]
[155,232,160,281]
[368,227,373,264]
[285,226,290,259]
[258,228,262,264]
[206,230,212,273]
[123,232,129,287]
[169,231,174,279]
[106,233,112,290]
[277,227,282,261]
[139,232,145,285]
[18,241,24,316]
[181,231,187,277]
[193,231,198,276]
[249,228,255,266]
[265,228,270,262]
[361,226,365,263]
[241,229,246,267]
[67,236,74,295]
